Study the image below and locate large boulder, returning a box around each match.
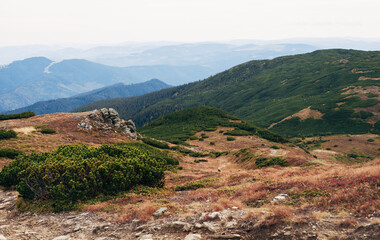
[78,108,139,139]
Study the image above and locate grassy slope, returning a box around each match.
[76,49,380,137]
[139,106,287,144]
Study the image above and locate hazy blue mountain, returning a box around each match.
[4,79,171,115]
[0,57,213,111]
[93,43,317,71]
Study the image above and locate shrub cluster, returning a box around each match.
[256,156,288,168]
[0,111,35,121]
[0,144,166,211]
[0,148,24,159]
[141,137,170,149]
[39,128,56,134]
[0,129,17,140]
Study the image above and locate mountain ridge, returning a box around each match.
[4,79,171,115]
[0,57,213,111]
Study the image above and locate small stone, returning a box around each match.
[170,221,191,230]
[210,234,241,239]
[203,222,219,232]
[52,236,69,240]
[225,220,237,229]
[194,223,203,229]
[208,212,221,220]
[231,206,239,210]
[139,234,153,240]
[185,233,202,240]
[153,207,168,217]
[272,193,288,202]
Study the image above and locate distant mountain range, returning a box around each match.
[0,57,212,111]
[76,49,380,137]
[4,79,171,115]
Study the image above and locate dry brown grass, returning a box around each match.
[338,218,358,228]
[211,198,245,211]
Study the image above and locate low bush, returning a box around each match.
[0,111,35,121]
[141,137,170,149]
[0,144,166,211]
[117,142,178,166]
[0,130,17,140]
[0,148,24,159]
[224,129,251,136]
[255,156,288,168]
[227,136,236,141]
[39,128,56,134]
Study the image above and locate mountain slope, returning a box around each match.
[76,49,380,137]
[5,79,171,115]
[0,57,213,111]
[139,106,287,144]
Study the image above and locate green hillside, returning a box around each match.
[139,106,288,144]
[76,49,380,137]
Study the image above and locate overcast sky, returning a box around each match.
[1,0,379,46]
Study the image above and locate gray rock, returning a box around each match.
[153,207,168,217]
[185,233,202,240]
[169,221,192,231]
[78,108,138,139]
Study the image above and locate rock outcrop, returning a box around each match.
[78,108,138,139]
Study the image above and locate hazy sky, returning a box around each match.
[1,0,379,46]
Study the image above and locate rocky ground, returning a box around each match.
[1,188,380,240]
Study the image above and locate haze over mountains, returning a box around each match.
[5,79,170,115]
[0,41,319,112]
[0,57,211,112]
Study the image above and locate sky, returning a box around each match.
[1,0,380,46]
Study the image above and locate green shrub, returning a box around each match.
[39,128,56,134]
[255,156,288,168]
[224,129,251,136]
[117,142,178,166]
[0,144,166,211]
[270,145,280,149]
[0,148,24,159]
[194,159,208,163]
[210,142,215,145]
[227,136,236,141]
[0,130,17,140]
[189,136,198,140]
[335,152,374,164]
[211,151,229,157]
[0,111,35,121]
[367,139,375,142]
[141,137,170,149]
